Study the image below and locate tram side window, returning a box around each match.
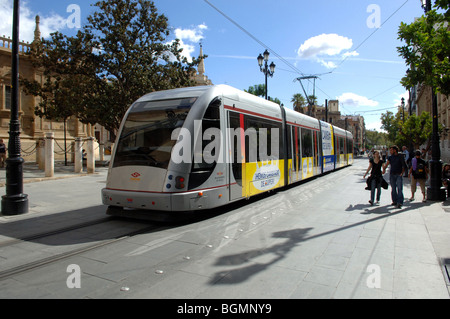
[244,116,282,162]
[287,125,292,164]
[347,138,353,154]
[301,128,312,158]
[188,98,221,190]
[335,136,340,163]
[290,126,296,171]
[315,131,321,167]
[339,137,345,154]
[229,112,242,187]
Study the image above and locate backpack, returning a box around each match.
[413,159,426,179]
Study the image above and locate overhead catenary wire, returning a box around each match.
[204,0,411,105]
[329,0,411,73]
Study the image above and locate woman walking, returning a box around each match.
[363,150,384,205]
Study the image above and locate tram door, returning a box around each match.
[227,111,244,201]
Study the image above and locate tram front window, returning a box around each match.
[113,98,196,169]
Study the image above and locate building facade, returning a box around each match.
[296,99,366,153]
[414,84,450,163]
[0,16,100,162]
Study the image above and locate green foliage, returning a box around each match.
[245,84,265,97]
[380,108,434,149]
[365,130,389,150]
[397,1,450,96]
[245,84,281,104]
[291,93,306,112]
[22,0,204,132]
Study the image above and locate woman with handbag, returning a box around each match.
[363,150,384,206]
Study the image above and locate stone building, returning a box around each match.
[0,18,212,163]
[192,44,212,86]
[308,99,365,152]
[0,16,101,162]
[414,84,450,162]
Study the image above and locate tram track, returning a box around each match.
[0,217,114,249]
[0,221,167,281]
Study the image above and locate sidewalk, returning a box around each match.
[0,158,448,299]
[0,158,110,187]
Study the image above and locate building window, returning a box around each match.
[5,85,11,109]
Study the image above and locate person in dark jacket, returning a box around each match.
[364,150,384,206]
[383,145,407,208]
[408,150,428,202]
[0,139,6,168]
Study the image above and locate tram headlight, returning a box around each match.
[175,176,185,189]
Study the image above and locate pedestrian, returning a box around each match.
[0,139,6,168]
[408,150,428,202]
[383,145,407,208]
[442,164,450,198]
[381,147,387,162]
[368,148,374,160]
[421,148,427,160]
[363,150,384,206]
[402,146,410,177]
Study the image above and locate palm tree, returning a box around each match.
[291,94,306,113]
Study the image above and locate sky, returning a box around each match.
[0,0,428,132]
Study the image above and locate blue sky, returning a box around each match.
[0,0,427,132]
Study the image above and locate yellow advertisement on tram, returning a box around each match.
[243,159,285,197]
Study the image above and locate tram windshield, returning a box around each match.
[113,97,197,169]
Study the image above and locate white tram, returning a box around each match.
[102,85,353,212]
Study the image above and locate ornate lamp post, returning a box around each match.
[257,50,275,100]
[1,0,28,215]
[420,0,446,200]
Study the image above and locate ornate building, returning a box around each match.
[305,99,366,152]
[0,16,98,162]
[0,18,213,163]
[192,44,212,86]
[414,84,450,162]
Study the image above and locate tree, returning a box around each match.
[365,130,389,149]
[380,110,402,144]
[291,93,306,112]
[380,109,435,149]
[245,84,281,104]
[245,84,265,97]
[397,0,450,96]
[401,112,433,150]
[23,0,204,133]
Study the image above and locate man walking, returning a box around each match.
[0,139,6,168]
[383,145,407,208]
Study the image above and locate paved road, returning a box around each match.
[0,158,449,299]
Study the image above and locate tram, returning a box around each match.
[102,85,353,213]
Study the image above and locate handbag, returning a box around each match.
[381,177,388,190]
[365,176,372,190]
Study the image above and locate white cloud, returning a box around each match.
[297,33,356,69]
[172,24,208,62]
[342,50,359,58]
[393,91,409,107]
[366,121,386,133]
[337,92,378,107]
[0,0,67,43]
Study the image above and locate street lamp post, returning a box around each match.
[421,0,446,200]
[257,50,275,100]
[1,0,28,215]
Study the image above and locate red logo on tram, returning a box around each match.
[131,172,141,178]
